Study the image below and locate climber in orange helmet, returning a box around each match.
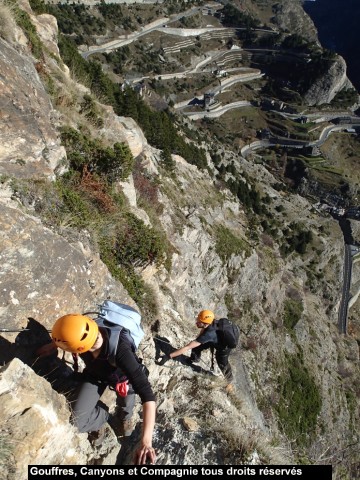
[159,310,235,393]
[37,312,156,465]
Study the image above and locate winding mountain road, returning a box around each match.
[241,121,360,158]
[339,244,352,334]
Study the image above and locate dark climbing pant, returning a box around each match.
[71,377,135,433]
[191,343,233,382]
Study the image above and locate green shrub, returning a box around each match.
[160,147,176,172]
[214,225,251,262]
[29,0,47,14]
[59,181,98,224]
[60,127,134,182]
[13,170,168,314]
[330,88,359,108]
[99,243,158,317]
[80,95,104,128]
[30,1,107,43]
[104,212,167,269]
[8,1,43,58]
[282,298,303,330]
[226,176,267,215]
[58,35,91,86]
[222,4,260,29]
[276,353,322,446]
[280,222,313,257]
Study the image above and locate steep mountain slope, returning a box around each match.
[0,0,359,477]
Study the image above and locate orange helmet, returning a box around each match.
[51,314,99,353]
[197,310,215,324]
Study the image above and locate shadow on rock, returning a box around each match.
[153,334,174,358]
[153,334,212,375]
[0,317,50,366]
[115,423,142,465]
[11,317,81,396]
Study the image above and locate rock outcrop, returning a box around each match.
[0,36,65,179]
[0,1,359,477]
[0,199,134,334]
[270,1,356,106]
[304,55,354,106]
[0,358,119,480]
[271,0,319,43]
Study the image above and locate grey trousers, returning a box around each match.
[72,379,136,433]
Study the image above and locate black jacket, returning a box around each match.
[81,328,155,404]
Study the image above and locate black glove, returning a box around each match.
[157,354,170,366]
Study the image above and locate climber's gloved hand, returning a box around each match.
[157,354,170,366]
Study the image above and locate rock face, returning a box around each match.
[269,0,357,106]
[101,106,149,159]
[0,1,359,477]
[0,358,119,480]
[0,200,134,335]
[271,0,319,43]
[0,37,65,179]
[304,55,354,106]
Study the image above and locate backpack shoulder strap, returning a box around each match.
[72,353,79,372]
[210,345,215,371]
[95,318,124,367]
[107,328,122,367]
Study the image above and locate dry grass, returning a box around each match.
[0,431,16,476]
[189,371,295,465]
[320,133,360,187]
[211,420,294,465]
[0,0,17,43]
[78,166,116,213]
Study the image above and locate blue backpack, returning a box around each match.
[95,300,145,366]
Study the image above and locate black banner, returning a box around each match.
[28,465,332,480]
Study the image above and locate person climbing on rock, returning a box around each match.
[160,310,239,394]
[37,311,157,465]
